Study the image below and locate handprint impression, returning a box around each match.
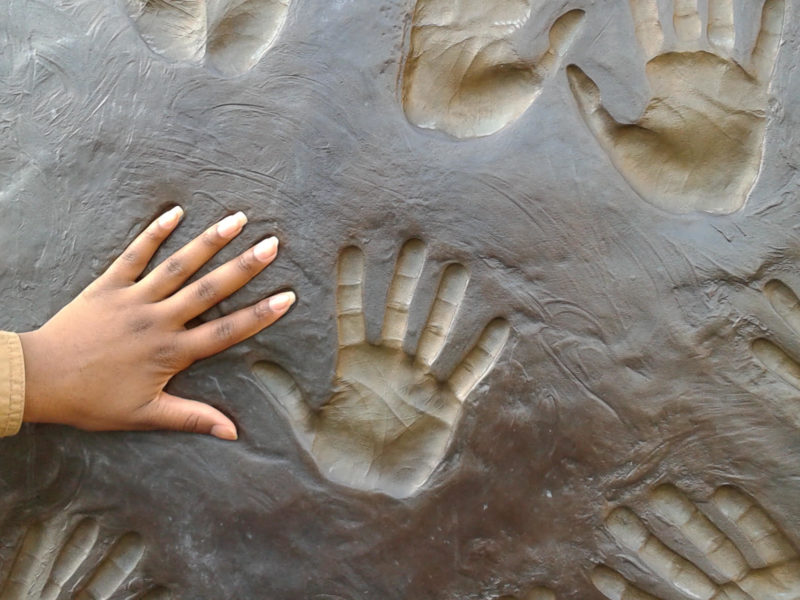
[593,485,800,600]
[752,279,800,398]
[0,516,168,600]
[253,240,510,498]
[124,0,290,76]
[568,0,785,214]
[402,0,584,138]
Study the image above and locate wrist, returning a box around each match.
[19,329,57,424]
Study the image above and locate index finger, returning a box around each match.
[103,207,183,285]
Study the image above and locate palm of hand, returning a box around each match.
[569,0,784,214]
[254,241,509,498]
[626,52,766,210]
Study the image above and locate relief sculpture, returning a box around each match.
[568,0,785,214]
[752,279,800,396]
[593,485,800,600]
[2,0,800,597]
[401,0,584,138]
[254,240,510,498]
[0,517,168,600]
[123,0,291,76]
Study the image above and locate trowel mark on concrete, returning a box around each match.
[0,517,169,600]
[124,0,291,76]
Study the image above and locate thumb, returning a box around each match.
[251,361,315,449]
[138,392,238,441]
[566,64,623,151]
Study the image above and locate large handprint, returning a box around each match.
[253,240,510,498]
[568,0,785,214]
[402,0,584,138]
[592,485,800,600]
[1,516,169,600]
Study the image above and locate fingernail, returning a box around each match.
[158,206,183,229]
[211,424,238,441]
[253,237,279,263]
[268,291,296,312]
[217,211,247,239]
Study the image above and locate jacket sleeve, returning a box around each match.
[0,331,24,437]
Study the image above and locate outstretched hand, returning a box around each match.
[19,207,295,440]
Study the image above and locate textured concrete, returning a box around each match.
[2,0,800,598]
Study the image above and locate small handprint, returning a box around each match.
[253,240,510,498]
[592,484,800,600]
[1,516,168,600]
[402,0,584,138]
[124,0,290,76]
[568,0,785,214]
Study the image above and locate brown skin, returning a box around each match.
[19,207,295,441]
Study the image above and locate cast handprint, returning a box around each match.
[568,0,785,214]
[0,516,168,600]
[402,1,584,138]
[253,240,510,498]
[752,279,800,395]
[593,485,800,600]
[124,0,290,76]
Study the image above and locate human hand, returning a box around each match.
[19,207,295,440]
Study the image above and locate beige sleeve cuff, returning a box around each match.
[0,331,25,437]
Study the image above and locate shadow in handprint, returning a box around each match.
[0,516,169,600]
[253,240,510,499]
[568,0,785,214]
[402,0,585,138]
[593,484,800,600]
